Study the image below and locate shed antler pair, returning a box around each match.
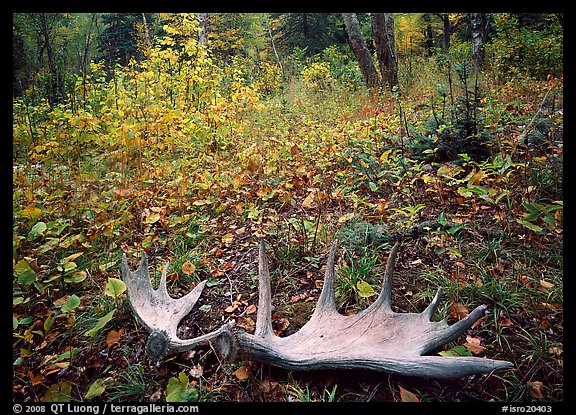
[121,240,513,379]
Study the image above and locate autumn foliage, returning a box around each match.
[13,13,562,402]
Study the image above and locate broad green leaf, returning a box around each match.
[145,213,161,224]
[437,212,447,226]
[41,382,72,402]
[356,280,376,298]
[28,221,47,240]
[105,278,126,298]
[439,345,472,357]
[64,270,87,283]
[61,294,81,313]
[85,378,107,400]
[166,372,198,402]
[516,219,543,233]
[14,259,37,286]
[85,309,115,337]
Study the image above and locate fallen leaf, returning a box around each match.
[498,312,513,328]
[232,365,250,381]
[106,329,123,349]
[225,304,239,313]
[42,382,72,402]
[273,318,290,336]
[235,316,255,332]
[539,279,554,292]
[245,304,257,314]
[302,191,316,209]
[464,335,486,355]
[181,261,196,275]
[399,386,420,402]
[290,294,302,303]
[85,378,107,400]
[260,378,280,394]
[449,302,469,320]
[527,381,546,399]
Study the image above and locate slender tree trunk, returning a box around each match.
[198,13,208,47]
[470,13,486,73]
[372,13,398,89]
[440,13,451,52]
[342,13,380,89]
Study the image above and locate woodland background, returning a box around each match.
[13,13,563,402]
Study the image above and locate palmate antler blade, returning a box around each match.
[122,240,514,378]
[121,252,234,360]
[235,240,514,379]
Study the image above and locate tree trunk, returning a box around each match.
[342,13,380,89]
[198,13,208,47]
[470,13,486,73]
[372,13,398,89]
[440,13,451,52]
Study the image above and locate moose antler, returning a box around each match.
[121,240,513,379]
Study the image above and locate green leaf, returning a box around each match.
[85,309,115,337]
[85,378,107,400]
[105,278,127,298]
[166,372,198,402]
[199,304,212,313]
[28,221,47,240]
[64,270,87,283]
[516,219,543,233]
[145,213,161,224]
[356,280,376,298]
[61,294,81,313]
[438,212,447,226]
[41,382,72,402]
[439,345,472,357]
[14,259,37,286]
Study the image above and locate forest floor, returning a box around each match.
[13,74,563,403]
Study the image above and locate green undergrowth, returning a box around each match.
[13,55,562,401]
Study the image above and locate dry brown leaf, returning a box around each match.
[527,381,546,399]
[302,191,316,208]
[225,304,239,313]
[399,385,420,402]
[273,317,290,336]
[464,335,486,355]
[235,316,255,332]
[449,301,470,320]
[290,295,302,303]
[260,378,280,393]
[106,329,123,349]
[232,365,250,381]
[181,261,195,275]
[245,304,257,314]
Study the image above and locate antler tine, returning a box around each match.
[365,241,400,313]
[310,240,339,317]
[255,238,274,339]
[419,304,488,355]
[422,287,443,320]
